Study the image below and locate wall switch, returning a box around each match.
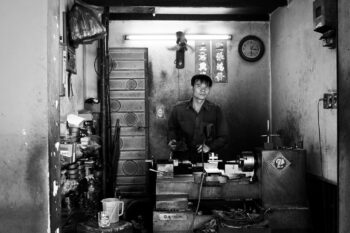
[323,92,337,109]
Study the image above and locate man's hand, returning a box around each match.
[168,139,177,151]
[197,144,210,153]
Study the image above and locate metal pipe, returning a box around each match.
[99,7,109,198]
[98,39,106,197]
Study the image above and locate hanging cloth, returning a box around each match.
[68,1,106,46]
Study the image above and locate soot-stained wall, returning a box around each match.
[270,0,337,182]
[60,44,85,118]
[0,0,58,232]
[109,21,270,160]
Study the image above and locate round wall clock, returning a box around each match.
[238,35,265,62]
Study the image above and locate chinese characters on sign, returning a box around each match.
[212,40,227,83]
[195,40,227,83]
[195,41,210,76]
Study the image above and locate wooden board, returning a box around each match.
[110,99,145,112]
[110,90,145,99]
[110,70,145,79]
[120,136,146,150]
[111,112,145,126]
[112,126,146,136]
[109,48,149,197]
[119,151,147,160]
[110,79,145,90]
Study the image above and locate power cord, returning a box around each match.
[177,69,180,100]
[317,98,324,178]
[189,170,206,232]
[93,54,114,77]
[189,139,207,231]
[201,139,205,171]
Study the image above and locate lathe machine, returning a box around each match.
[152,149,309,233]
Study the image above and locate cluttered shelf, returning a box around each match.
[60,114,103,233]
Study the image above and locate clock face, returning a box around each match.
[238,36,265,62]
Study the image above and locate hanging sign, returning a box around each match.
[212,40,227,83]
[195,41,211,75]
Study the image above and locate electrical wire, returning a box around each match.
[189,171,206,231]
[94,43,115,195]
[201,139,205,170]
[189,139,207,231]
[94,55,101,77]
[177,69,180,100]
[317,98,324,178]
[94,54,114,77]
[93,54,113,141]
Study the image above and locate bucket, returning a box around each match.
[101,198,124,223]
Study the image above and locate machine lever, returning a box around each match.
[149,168,166,174]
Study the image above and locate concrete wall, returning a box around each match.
[60,45,86,119]
[109,20,271,160]
[270,0,337,182]
[0,0,54,232]
[0,0,95,231]
[338,0,350,231]
[85,42,99,100]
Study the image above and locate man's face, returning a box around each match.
[192,80,210,100]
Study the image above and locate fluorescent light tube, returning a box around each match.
[124,34,232,40]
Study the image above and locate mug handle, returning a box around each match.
[119,202,124,216]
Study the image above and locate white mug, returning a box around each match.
[101,198,124,223]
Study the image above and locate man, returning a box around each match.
[168,74,228,163]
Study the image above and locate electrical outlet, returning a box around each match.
[323,93,337,109]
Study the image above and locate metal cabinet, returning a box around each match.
[261,149,307,208]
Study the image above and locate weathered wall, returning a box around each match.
[0,0,95,231]
[85,41,99,99]
[109,20,271,160]
[0,0,53,232]
[48,0,62,232]
[338,0,350,231]
[60,45,86,119]
[270,0,337,182]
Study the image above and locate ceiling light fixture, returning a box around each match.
[124,34,232,41]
